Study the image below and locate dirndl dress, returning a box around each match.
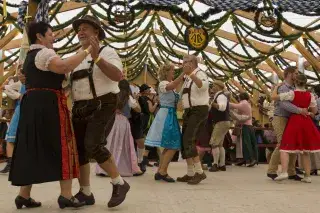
[145,81,181,150]
[5,85,26,143]
[280,91,320,153]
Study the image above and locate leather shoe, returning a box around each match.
[288,175,302,181]
[74,191,95,205]
[108,180,130,208]
[267,173,278,180]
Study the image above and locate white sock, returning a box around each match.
[194,162,204,174]
[187,164,195,176]
[219,147,225,167]
[212,147,220,165]
[80,186,91,196]
[137,148,145,163]
[111,175,124,185]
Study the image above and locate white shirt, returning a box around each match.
[181,67,209,109]
[213,91,228,111]
[128,95,138,108]
[72,45,123,101]
[279,88,317,108]
[4,79,22,100]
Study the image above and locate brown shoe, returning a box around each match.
[107,180,130,208]
[176,174,194,182]
[219,165,226,171]
[188,172,207,185]
[209,164,219,172]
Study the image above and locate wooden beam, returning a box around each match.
[265,58,284,80]
[245,70,270,96]
[0,29,19,50]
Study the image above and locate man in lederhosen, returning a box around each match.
[177,55,209,185]
[208,80,231,172]
[70,15,130,208]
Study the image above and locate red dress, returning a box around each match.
[280,91,320,153]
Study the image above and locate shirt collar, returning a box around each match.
[184,67,200,79]
[30,44,47,50]
[284,80,295,89]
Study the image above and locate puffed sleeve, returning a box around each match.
[34,48,59,71]
[158,81,170,93]
[279,90,294,101]
[100,46,123,72]
[310,93,317,108]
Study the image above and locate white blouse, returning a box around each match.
[128,95,138,108]
[279,89,317,108]
[4,79,22,100]
[159,81,170,93]
[31,44,59,71]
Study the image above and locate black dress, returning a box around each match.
[9,48,79,186]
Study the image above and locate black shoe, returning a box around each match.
[108,180,130,208]
[138,163,146,173]
[57,196,85,209]
[295,167,304,175]
[311,170,318,176]
[0,162,10,174]
[247,160,257,167]
[219,165,226,171]
[15,196,41,209]
[209,164,219,172]
[235,160,246,166]
[154,172,175,182]
[288,175,303,181]
[154,161,160,167]
[0,158,11,174]
[267,173,278,180]
[75,191,95,205]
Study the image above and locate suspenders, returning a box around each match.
[70,46,107,99]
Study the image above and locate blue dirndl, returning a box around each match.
[5,85,26,143]
[145,106,181,150]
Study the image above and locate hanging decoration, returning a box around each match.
[184,26,209,51]
[107,1,135,29]
[254,8,281,34]
[17,1,28,28]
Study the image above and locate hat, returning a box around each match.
[213,80,225,89]
[72,15,106,40]
[139,84,151,93]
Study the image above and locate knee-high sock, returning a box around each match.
[212,147,220,165]
[219,147,225,167]
[137,148,145,163]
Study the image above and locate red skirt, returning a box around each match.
[280,114,320,153]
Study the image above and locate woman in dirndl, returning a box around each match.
[272,74,320,183]
[0,78,25,174]
[145,61,184,182]
[9,21,91,209]
[95,79,143,177]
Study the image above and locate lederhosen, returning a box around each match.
[71,46,116,165]
[181,71,209,159]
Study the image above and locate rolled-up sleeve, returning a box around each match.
[216,94,227,111]
[101,46,123,72]
[196,71,209,90]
